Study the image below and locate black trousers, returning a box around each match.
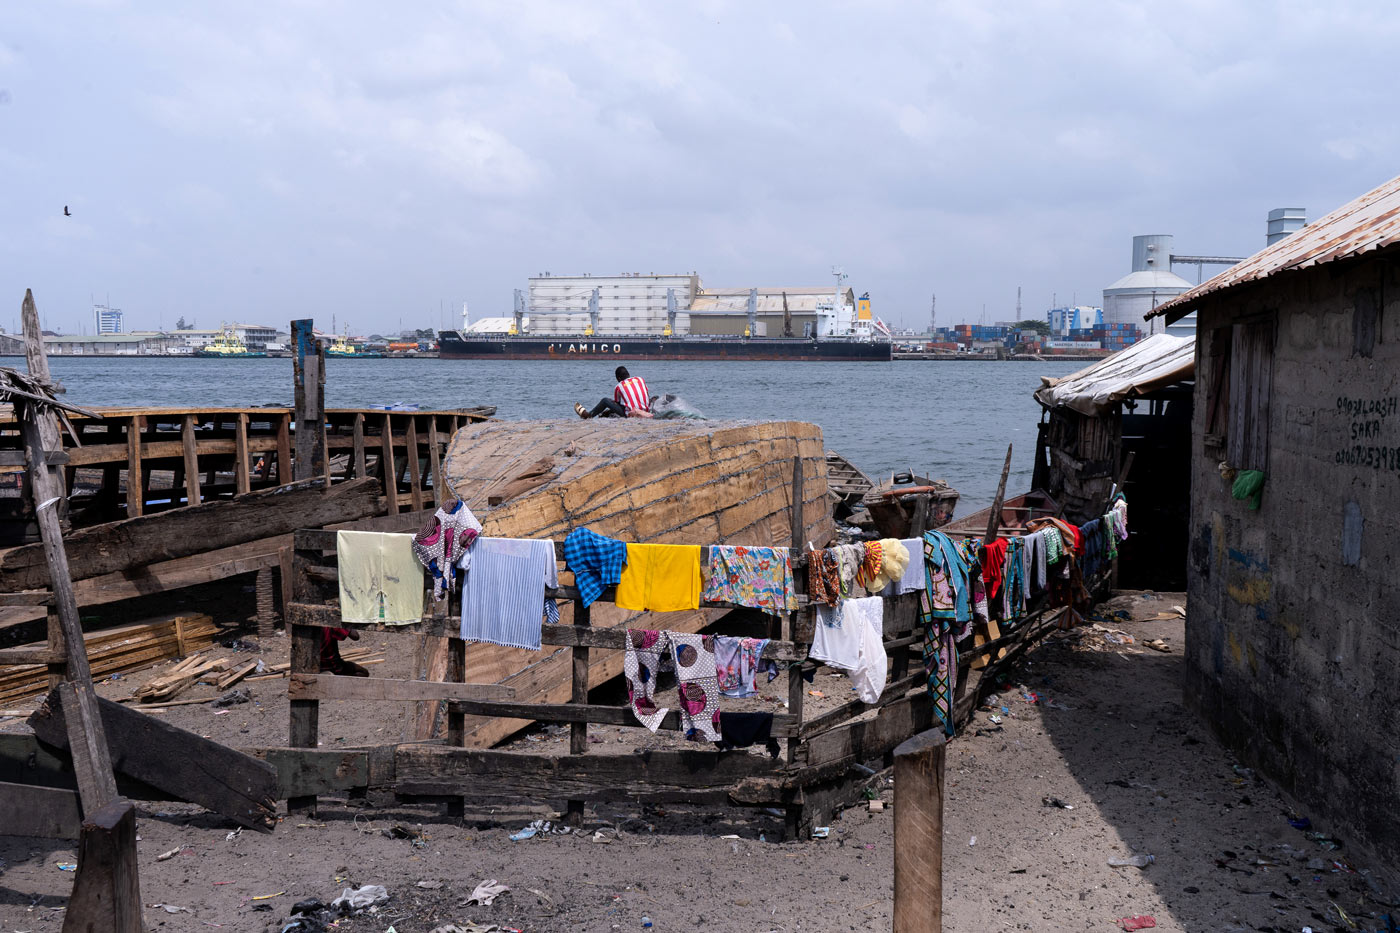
[589,398,627,418]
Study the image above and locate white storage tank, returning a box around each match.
[1103,235,1193,336]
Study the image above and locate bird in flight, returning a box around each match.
[63,206,70,216]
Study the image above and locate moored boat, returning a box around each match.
[195,324,265,358]
[861,471,959,538]
[940,489,1060,540]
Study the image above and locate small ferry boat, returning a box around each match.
[195,324,265,358]
[326,331,384,358]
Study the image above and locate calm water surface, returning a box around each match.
[43,357,1083,515]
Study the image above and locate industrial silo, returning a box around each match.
[1102,235,1194,337]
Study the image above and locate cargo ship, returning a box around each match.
[438,270,894,362]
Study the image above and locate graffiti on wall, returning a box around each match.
[1334,396,1400,471]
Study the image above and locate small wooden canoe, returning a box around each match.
[941,489,1060,540]
[824,451,874,519]
[861,472,959,538]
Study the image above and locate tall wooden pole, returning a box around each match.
[292,319,326,482]
[893,729,946,933]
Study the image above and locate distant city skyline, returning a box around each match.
[3,3,1395,336]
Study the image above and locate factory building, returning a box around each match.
[1103,235,1195,338]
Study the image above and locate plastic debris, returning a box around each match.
[213,687,251,707]
[509,826,538,841]
[465,879,509,906]
[330,884,388,914]
[415,880,444,889]
[642,918,654,928]
[56,863,76,871]
[291,897,327,915]
[1118,917,1156,931]
[811,827,830,839]
[1107,854,1155,868]
[251,891,285,900]
[989,714,1003,725]
[148,903,191,914]
[428,924,500,933]
[1042,796,1074,810]
[1288,816,1311,830]
[225,827,242,841]
[509,819,571,841]
[155,845,185,861]
[969,836,977,846]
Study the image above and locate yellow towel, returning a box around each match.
[337,530,425,624]
[615,543,702,612]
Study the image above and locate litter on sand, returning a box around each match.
[509,820,571,841]
[464,879,510,906]
[1118,917,1156,931]
[148,903,191,914]
[330,884,389,913]
[811,827,830,839]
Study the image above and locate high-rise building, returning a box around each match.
[94,304,123,334]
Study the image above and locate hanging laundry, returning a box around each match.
[671,633,722,741]
[812,596,887,704]
[854,540,884,591]
[1001,538,1026,622]
[337,530,425,625]
[808,548,843,606]
[563,528,627,608]
[833,543,865,595]
[701,546,797,615]
[918,531,987,736]
[459,537,559,650]
[981,538,1009,601]
[881,537,927,596]
[713,635,770,698]
[1079,519,1106,578]
[1109,493,1130,539]
[1018,534,1033,602]
[868,538,909,592]
[1025,530,1049,591]
[412,500,482,602]
[716,712,781,758]
[624,629,671,732]
[615,543,701,612]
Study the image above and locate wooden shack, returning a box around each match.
[1031,334,1194,589]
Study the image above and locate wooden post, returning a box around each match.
[61,798,144,933]
[19,290,67,514]
[406,415,424,511]
[352,412,367,479]
[785,455,807,839]
[380,413,399,514]
[234,413,251,495]
[428,417,445,507]
[292,320,326,482]
[893,728,946,933]
[276,412,293,484]
[445,636,467,819]
[181,415,201,507]
[983,443,1013,544]
[287,544,320,814]
[124,415,143,518]
[970,443,1013,672]
[46,608,65,690]
[566,598,591,826]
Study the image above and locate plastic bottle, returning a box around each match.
[1107,854,1155,868]
[641,918,654,929]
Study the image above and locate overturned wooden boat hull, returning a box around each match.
[435,418,832,748]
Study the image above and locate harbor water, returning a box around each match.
[44,356,1084,515]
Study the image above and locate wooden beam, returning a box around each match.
[445,698,798,736]
[352,412,367,479]
[287,620,320,815]
[276,412,293,484]
[61,798,144,933]
[233,413,251,495]
[181,415,201,507]
[124,415,143,518]
[0,781,83,838]
[254,748,369,798]
[292,320,326,481]
[428,417,445,507]
[405,416,424,511]
[380,413,398,514]
[893,729,946,933]
[28,687,278,832]
[393,745,782,801]
[288,672,514,702]
[0,477,382,591]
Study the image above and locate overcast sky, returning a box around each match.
[2,1,1397,335]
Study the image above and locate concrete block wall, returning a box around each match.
[1185,254,1400,868]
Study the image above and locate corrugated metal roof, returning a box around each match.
[1034,334,1194,416]
[1149,173,1400,321]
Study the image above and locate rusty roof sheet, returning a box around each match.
[1148,173,1400,321]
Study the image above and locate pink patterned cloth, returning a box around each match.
[623,630,722,741]
[411,501,482,601]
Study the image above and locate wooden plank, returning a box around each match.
[124,415,143,518]
[445,698,798,735]
[288,672,514,702]
[380,413,398,514]
[803,690,935,769]
[567,599,591,824]
[405,416,424,511]
[28,687,278,832]
[893,730,946,933]
[255,748,369,798]
[0,477,382,591]
[180,415,202,506]
[428,417,445,507]
[276,412,293,484]
[0,646,53,665]
[233,412,251,494]
[0,780,84,838]
[393,745,783,800]
[287,620,320,814]
[352,412,367,479]
[61,798,143,933]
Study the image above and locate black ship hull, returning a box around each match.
[437,333,892,361]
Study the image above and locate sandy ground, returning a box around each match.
[2,591,1397,932]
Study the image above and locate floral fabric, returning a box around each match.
[701,546,797,615]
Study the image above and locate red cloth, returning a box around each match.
[981,538,1009,600]
[614,376,651,413]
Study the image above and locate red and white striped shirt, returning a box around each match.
[614,376,651,414]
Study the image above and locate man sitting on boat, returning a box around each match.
[576,366,653,419]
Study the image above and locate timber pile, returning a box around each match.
[0,613,219,706]
[421,418,832,748]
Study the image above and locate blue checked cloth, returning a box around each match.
[563,528,628,608]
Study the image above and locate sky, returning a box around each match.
[2,0,1397,336]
